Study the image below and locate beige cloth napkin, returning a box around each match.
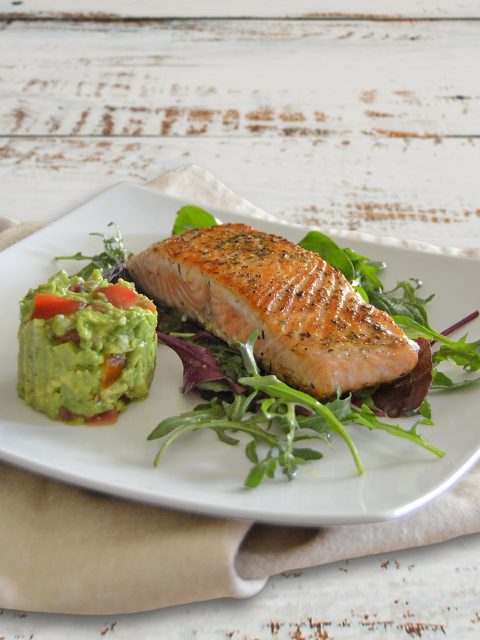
[1,165,479,615]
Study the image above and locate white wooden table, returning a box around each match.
[1,2,479,637]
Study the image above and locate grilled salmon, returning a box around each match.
[127,224,419,399]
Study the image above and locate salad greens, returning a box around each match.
[56,222,131,282]
[148,332,443,488]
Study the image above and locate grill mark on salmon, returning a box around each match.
[127,224,419,399]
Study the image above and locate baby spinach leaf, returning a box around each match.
[172,205,218,236]
[298,231,355,281]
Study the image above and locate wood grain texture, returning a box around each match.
[1,20,479,139]
[1,136,479,249]
[1,0,480,19]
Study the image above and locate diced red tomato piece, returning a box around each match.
[138,300,157,314]
[102,353,127,388]
[85,409,120,426]
[97,284,139,309]
[31,293,82,320]
[58,406,79,422]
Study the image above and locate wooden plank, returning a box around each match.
[1,136,478,250]
[1,0,480,20]
[1,20,479,138]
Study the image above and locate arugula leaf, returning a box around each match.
[393,315,450,342]
[433,338,480,372]
[393,315,480,391]
[245,458,277,489]
[431,369,480,391]
[351,403,443,458]
[172,205,218,236]
[394,316,480,371]
[291,447,324,461]
[369,280,433,328]
[237,379,363,475]
[431,370,454,388]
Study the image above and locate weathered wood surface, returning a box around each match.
[1,0,480,19]
[1,136,479,249]
[1,20,479,138]
[1,19,479,249]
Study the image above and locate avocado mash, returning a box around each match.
[18,270,157,424]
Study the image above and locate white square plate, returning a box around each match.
[1,183,479,525]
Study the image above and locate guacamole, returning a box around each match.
[18,270,157,424]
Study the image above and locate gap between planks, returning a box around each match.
[3,15,480,23]
[2,0,480,22]
[2,134,480,140]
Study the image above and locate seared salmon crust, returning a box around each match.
[128,223,419,399]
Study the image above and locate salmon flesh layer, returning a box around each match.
[127,224,419,399]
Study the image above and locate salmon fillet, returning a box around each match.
[127,223,419,399]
